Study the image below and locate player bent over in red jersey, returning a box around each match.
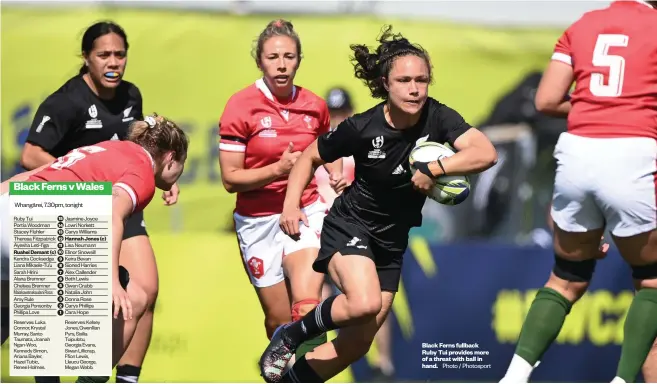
[0,114,188,374]
[218,19,346,363]
[500,2,657,383]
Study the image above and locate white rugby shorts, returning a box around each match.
[551,133,657,237]
[234,199,327,288]
[1,193,10,281]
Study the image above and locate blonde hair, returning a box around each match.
[127,113,189,162]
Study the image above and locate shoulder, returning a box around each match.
[226,83,261,107]
[119,80,143,101]
[38,76,86,116]
[345,102,383,131]
[296,86,329,112]
[425,98,458,118]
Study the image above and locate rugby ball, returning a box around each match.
[408,141,471,205]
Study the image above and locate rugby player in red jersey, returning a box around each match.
[218,19,347,358]
[500,2,657,382]
[0,114,188,372]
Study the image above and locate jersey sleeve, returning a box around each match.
[317,117,359,163]
[132,85,144,120]
[113,162,156,213]
[218,97,251,153]
[436,105,473,147]
[26,94,77,152]
[552,27,573,66]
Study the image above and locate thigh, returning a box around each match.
[283,200,327,301]
[123,211,148,240]
[613,229,657,267]
[234,212,285,288]
[595,143,657,238]
[313,213,374,276]
[254,280,292,323]
[550,133,606,233]
[119,235,159,302]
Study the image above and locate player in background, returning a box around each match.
[218,19,347,360]
[316,87,396,382]
[259,25,497,383]
[1,115,188,375]
[18,21,170,384]
[499,2,657,383]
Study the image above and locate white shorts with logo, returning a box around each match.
[551,133,657,237]
[1,193,10,281]
[234,199,327,288]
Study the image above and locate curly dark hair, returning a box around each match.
[350,25,433,99]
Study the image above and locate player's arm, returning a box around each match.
[322,158,343,176]
[534,61,573,117]
[285,119,358,210]
[217,98,292,193]
[317,101,344,177]
[220,149,292,193]
[0,163,53,195]
[21,95,76,170]
[535,28,575,117]
[424,107,498,177]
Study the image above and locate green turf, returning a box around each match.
[0,6,561,382]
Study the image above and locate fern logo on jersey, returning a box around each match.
[122,106,134,122]
[85,104,103,129]
[35,115,50,133]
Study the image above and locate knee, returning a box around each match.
[631,262,657,288]
[145,287,158,312]
[345,293,381,322]
[264,315,289,340]
[549,255,594,302]
[292,299,320,321]
[129,284,149,319]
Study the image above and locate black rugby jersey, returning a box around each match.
[26,74,143,157]
[317,97,471,241]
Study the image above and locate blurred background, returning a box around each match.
[1,1,637,382]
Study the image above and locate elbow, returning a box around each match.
[221,178,238,194]
[481,146,498,170]
[19,151,35,171]
[534,96,559,115]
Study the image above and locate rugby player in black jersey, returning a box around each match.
[18,21,171,384]
[259,25,498,383]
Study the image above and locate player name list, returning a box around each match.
[9,181,113,377]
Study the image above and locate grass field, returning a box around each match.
[0,6,561,382]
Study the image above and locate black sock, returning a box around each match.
[35,377,60,383]
[282,356,324,383]
[116,364,141,383]
[285,295,337,346]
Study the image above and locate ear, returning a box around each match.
[382,77,389,91]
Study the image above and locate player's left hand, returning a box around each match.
[329,172,349,195]
[162,182,180,205]
[411,164,435,196]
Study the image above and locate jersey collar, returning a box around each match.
[255,78,297,103]
[630,0,653,8]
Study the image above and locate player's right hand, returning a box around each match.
[595,236,610,259]
[276,142,302,176]
[280,205,309,240]
[112,280,133,321]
